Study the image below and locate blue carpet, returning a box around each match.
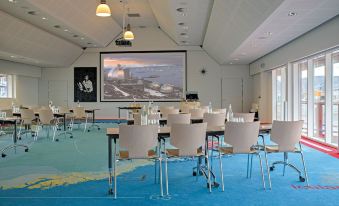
[0,123,338,206]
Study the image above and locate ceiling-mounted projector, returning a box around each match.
[115,37,132,47]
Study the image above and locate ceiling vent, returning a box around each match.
[127,13,140,17]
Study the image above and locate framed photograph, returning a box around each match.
[100,51,186,102]
[74,67,97,102]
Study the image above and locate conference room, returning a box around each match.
[0,0,338,205]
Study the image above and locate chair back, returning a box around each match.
[189,108,204,119]
[119,124,158,158]
[233,113,255,122]
[271,120,303,152]
[224,121,260,153]
[203,113,225,127]
[20,109,35,124]
[213,108,226,114]
[38,109,54,125]
[170,123,207,156]
[58,106,70,114]
[74,107,86,118]
[200,106,209,114]
[167,113,191,126]
[1,109,13,117]
[161,108,179,119]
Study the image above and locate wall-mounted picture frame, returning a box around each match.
[74,67,97,102]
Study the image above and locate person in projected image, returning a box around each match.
[78,75,93,93]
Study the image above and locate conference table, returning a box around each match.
[0,117,29,157]
[106,123,272,194]
[126,116,204,125]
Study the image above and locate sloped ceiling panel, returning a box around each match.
[27,0,121,47]
[203,0,283,64]
[0,10,83,67]
[149,0,213,46]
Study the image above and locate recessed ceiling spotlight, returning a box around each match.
[10,55,16,58]
[288,11,297,16]
[182,26,189,30]
[27,11,38,15]
[8,0,17,3]
[229,62,233,65]
[42,17,47,20]
[64,29,69,32]
[80,37,85,40]
[176,8,186,12]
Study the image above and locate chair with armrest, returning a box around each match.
[113,124,163,199]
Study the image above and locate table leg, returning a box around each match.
[108,136,113,195]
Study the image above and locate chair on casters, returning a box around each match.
[164,122,212,195]
[262,120,309,187]
[18,109,38,139]
[112,124,163,199]
[37,109,59,141]
[73,107,88,132]
[218,121,266,191]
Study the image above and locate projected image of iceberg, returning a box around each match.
[100,52,185,101]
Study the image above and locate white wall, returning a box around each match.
[0,60,41,107]
[250,15,339,123]
[40,27,252,118]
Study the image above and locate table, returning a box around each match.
[117,107,142,119]
[127,117,204,125]
[0,117,29,157]
[106,124,272,194]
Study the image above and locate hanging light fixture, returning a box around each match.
[123,7,134,40]
[96,0,111,17]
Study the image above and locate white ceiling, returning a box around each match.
[0,0,338,67]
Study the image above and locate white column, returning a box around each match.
[325,53,332,143]
[307,59,314,137]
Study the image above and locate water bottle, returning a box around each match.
[208,101,212,113]
[77,100,80,107]
[227,104,233,121]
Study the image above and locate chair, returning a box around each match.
[18,109,38,138]
[200,106,209,114]
[166,113,191,126]
[58,106,73,130]
[73,107,88,132]
[263,120,309,187]
[37,109,59,141]
[233,113,255,122]
[0,109,13,135]
[218,121,266,191]
[189,108,205,119]
[160,107,179,119]
[114,124,163,199]
[203,113,226,127]
[164,123,212,195]
[213,108,226,114]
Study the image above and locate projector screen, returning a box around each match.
[100,51,186,101]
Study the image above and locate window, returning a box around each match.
[313,56,326,140]
[332,50,339,146]
[298,61,308,135]
[0,74,14,98]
